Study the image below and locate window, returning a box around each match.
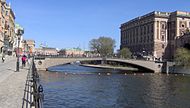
[161,24,165,29]
[140,37,142,43]
[157,21,159,27]
[1,6,4,13]
[161,35,164,41]
[147,25,150,33]
[181,24,185,28]
[162,44,165,49]
[5,11,8,16]
[144,26,146,34]
[137,37,138,43]
[151,23,154,32]
[136,28,138,35]
[151,35,154,41]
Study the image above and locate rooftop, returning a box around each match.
[121,11,190,26]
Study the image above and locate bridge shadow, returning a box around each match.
[82,60,154,73]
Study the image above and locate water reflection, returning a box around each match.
[39,65,190,108]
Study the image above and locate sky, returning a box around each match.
[6,0,190,50]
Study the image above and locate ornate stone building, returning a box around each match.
[22,39,35,56]
[4,3,15,55]
[120,11,190,61]
[0,0,15,55]
[0,0,6,54]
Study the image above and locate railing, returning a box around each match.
[22,57,44,108]
[35,54,101,59]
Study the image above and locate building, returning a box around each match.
[22,40,35,55]
[0,0,7,55]
[120,11,190,61]
[0,0,16,56]
[59,48,85,57]
[35,47,58,56]
[4,3,15,55]
[14,23,24,56]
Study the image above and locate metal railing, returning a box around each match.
[22,57,44,108]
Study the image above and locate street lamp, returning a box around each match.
[16,28,24,72]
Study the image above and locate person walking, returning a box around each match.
[2,54,5,63]
[22,55,27,67]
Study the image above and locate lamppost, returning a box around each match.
[16,28,24,72]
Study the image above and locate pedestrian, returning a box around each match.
[22,55,27,67]
[2,54,5,63]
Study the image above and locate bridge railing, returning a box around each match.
[34,54,153,60]
[22,57,44,108]
[34,54,103,59]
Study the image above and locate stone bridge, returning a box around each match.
[34,57,164,73]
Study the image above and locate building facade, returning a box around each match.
[120,11,190,61]
[4,3,15,55]
[21,39,35,56]
[0,0,16,56]
[0,0,6,54]
[14,23,24,56]
[35,47,58,56]
[59,48,85,57]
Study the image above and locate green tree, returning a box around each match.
[175,48,190,67]
[119,47,132,59]
[89,36,116,57]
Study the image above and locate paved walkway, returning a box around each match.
[0,57,28,108]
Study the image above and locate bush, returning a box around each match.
[175,48,190,67]
[119,47,132,59]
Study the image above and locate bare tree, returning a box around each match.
[89,36,115,57]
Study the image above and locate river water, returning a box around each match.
[38,64,190,108]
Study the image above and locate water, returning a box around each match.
[39,64,190,108]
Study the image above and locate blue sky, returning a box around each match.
[7,0,190,50]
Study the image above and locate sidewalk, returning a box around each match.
[0,57,28,108]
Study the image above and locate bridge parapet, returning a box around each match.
[35,57,163,73]
[35,58,102,71]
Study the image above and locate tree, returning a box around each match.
[175,48,190,67]
[119,47,132,59]
[89,36,116,57]
[184,43,190,50]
